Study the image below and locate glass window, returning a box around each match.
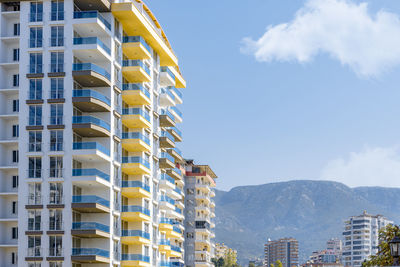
[13,23,20,36]
[13,49,19,61]
[50,52,64,72]
[29,53,43,73]
[28,131,42,152]
[51,0,64,21]
[49,236,62,256]
[50,104,63,125]
[30,2,43,22]
[28,210,41,230]
[29,105,42,126]
[50,26,64,47]
[28,236,41,257]
[12,175,18,188]
[28,157,42,178]
[12,125,19,137]
[49,157,63,178]
[12,100,19,112]
[50,130,63,151]
[28,183,41,205]
[49,209,63,230]
[12,150,18,163]
[50,78,64,99]
[12,74,19,87]
[29,79,42,100]
[29,27,43,48]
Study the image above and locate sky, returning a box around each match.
[146,0,400,191]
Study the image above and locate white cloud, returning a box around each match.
[241,0,400,76]
[321,146,400,187]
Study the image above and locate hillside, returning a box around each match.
[213,180,400,264]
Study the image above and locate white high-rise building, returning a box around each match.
[0,0,186,266]
[342,211,393,267]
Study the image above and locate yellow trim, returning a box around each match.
[122,187,151,198]
[169,66,186,88]
[122,42,151,60]
[121,236,151,245]
[121,260,151,267]
[122,90,151,106]
[121,211,151,222]
[122,139,151,152]
[122,114,152,129]
[121,163,151,175]
[159,223,173,232]
[122,66,151,83]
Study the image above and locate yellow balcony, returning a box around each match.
[121,254,151,267]
[122,108,151,129]
[112,2,178,66]
[121,230,151,245]
[122,84,151,105]
[121,181,151,198]
[121,206,151,222]
[122,157,151,175]
[158,240,171,253]
[122,36,151,59]
[122,132,151,152]
[169,66,186,88]
[122,60,151,83]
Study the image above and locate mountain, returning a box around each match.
[213,180,400,265]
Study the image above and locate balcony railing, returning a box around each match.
[72,116,111,131]
[160,109,175,122]
[161,88,175,101]
[171,246,182,253]
[173,226,182,234]
[161,131,175,141]
[174,187,182,195]
[159,217,173,225]
[73,11,111,31]
[121,230,150,239]
[122,108,150,122]
[160,195,175,205]
[121,157,150,169]
[170,147,182,156]
[122,132,150,145]
[160,66,175,80]
[72,195,110,207]
[72,222,110,233]
[121,181,150,192]
[122,60,150,75]
[161,173,175,184]
[168,86,183,100]
[73,37,111,55]
[73,63,111,80]
[72,248,109,258]
[122,83,151,99]
[160,152,174,163]
[73,142,110,156]
[121,205,150,216]
[122,36,151,54]
[169,127,182,138]
[172,168,182,176]
[170,106,182,118]
[73,89,111,106]
[72,168,110,182]
[159,239,170,246]
[121,254,150,262]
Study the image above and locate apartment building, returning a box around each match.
[183,161,217,267]
[342,211,393,267]
[215,243,237,263]
[0,0,186,266]
[264,238,299,267]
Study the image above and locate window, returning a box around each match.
[49,157,63,178]
[28,183,41,205]
[28,263,41,267]
[50,262,62,267]
[11,252,17,265]
[28,236,41,257]
[12,175,18,188]
[50,130,63,151]
[11,227,18,239]
[49,209,62,230]
[50,26,64,47]
[30,2,43,22]
[29,79,42,100]
[50,104,63,125]
[12,74,19,87]
[13,49,19,61]
[28,210,41,230]
[13,23,20,36]
[29,53,43,73]
[50,52,64,72]
[29,105,42,126]
[12,125,19,137]
[51,0,64,21]
[50,78,64,99]
[29,131,42,152]
[12,201,17,214]
[49,183,63,204]
[28,157,42,178]
[12,100,19,112]
[29,27,43,48]
[12,150,18,163]
[49,236,62,256]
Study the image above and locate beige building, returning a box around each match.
[215,243,237,261]
[264,238,299,267]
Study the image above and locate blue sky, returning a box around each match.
[147,0,400,190]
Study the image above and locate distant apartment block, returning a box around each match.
[264,238,299,267]
[342,211,393,267]
[183,161,217,267]
[307,238,342,265]
[215,243,237,262]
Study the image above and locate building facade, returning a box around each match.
[264,238,299,267]
[342,211,393,267]
[0,0,186,266]
[183,161,217,267]
[215,243,237,264]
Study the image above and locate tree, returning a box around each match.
[275,260,283,267]
[218,257,225,267]
[362,224,400,266]
[270,264,275,267]
[248,262,256,267]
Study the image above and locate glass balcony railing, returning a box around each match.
[160,109,175,122]
[121,205,150,216]
[161,88,175,101]
[73,11,111,31]
[72,248,109,258]
[160,152,174,163]
[159,239,170,246]
[173,226,182,233]
[121,132,150,145]
[168,86,183,100]
[159,217,173,225]
[161,173,175,184]
[171,245,182,253]
[72,168,110,182]
[73,90,111,106]
[73,37,111,55]
[160,66,175,80]
[160,195,175,205]
[172,167,182,176]
[122,108,150,122]
[174,187,182,195]
[121,180,150,192]
[122,60,150,76]
[169,127,182,138]
[160,261,171,267]
[72,195,110,207]
[73,63,111,80]
[72,142,110,156]
[161,131,175,141]
[122,36,151,54]
[72,222,110,233]
[122,83,151,99]
[170,106,182,118]
[72,116,111,131]
[170,147,182,156]
[121,230,150,239]
[121,254,150,262]
[122,157,150,169]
